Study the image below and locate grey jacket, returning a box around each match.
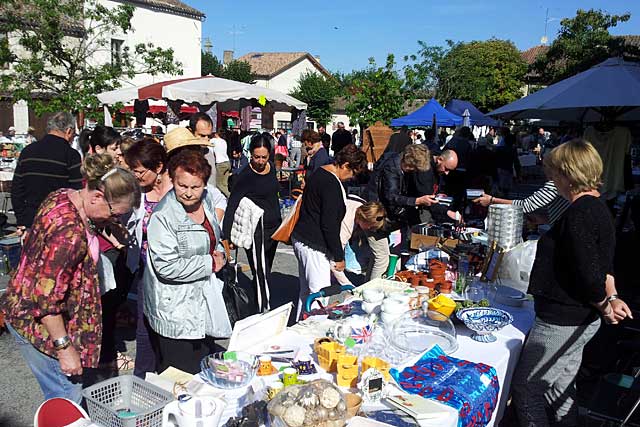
[143,188,224,339]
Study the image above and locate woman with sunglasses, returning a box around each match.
[1,154,140,402]
[331,199,387,285]
[123,138,171,378]
[223,134,281,314]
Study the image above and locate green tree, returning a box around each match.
[343,54,405,128]
[402,40,451,99]
[436,39,527,111]
[201,51,224,76]
[290,71,337,126]
[0,0,182,114]
[221,60,256,83]
[534,9,636,83]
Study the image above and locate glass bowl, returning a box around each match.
[200,351,259,389]
[385,308,458,356]
[456,307,513,343]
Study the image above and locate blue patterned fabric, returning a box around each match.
[390,345,500,427]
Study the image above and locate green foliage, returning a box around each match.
[436,39,527,111]
[201,51,224,76]
[201,53,256,83]
[0,0,182,114]
[342,54,405,127]
[402,40,452,99]
[221,60,256,83]
[290,71,337,126]
[533,9,636,83]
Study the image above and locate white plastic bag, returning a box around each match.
[496,240,538,293]
[203,274,232,338]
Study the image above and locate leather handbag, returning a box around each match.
[271,196,302,245]
[219,241,251,326]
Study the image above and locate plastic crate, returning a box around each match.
[82,375,174,427]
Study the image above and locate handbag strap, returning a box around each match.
[222,239,232,260]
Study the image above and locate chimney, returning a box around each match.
[223,50,234,65]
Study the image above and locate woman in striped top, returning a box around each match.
[473,181,570,225]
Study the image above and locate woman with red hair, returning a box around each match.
[142,149,230,374]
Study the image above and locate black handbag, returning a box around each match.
[219,245,251,327]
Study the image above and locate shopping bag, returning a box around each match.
[203,273,233,338]
[271,195,302,245]
[275,145,289,158]
[220,241,252,326]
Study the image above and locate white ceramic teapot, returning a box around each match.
[163,395,226,427]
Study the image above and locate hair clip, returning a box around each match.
[101,168,119,181]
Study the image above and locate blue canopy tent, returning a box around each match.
[488,57,640,122]
[445,99,500,127]
[391,98,463,127]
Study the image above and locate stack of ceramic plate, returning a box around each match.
[487,204,523,250]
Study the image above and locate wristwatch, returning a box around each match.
[606,294,619,303]
[53,335,72,351]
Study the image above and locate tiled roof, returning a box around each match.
[120,0,205,19]
[521,45,549,65]
[0,0,204,32]
[0,4,84,35]
[521,35,640,65]
[619,35,640,47]
[236,52,332,79]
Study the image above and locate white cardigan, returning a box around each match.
[230,196,264,249]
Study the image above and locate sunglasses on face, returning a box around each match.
[132,168,150,179]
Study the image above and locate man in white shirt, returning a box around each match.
[210,131,231,196]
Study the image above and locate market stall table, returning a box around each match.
[242,301,535,427]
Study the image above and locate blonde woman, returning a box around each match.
[511,139,632,426]
[332,200,387,285]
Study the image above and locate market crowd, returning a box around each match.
[0,111,634,427]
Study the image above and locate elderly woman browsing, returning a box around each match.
[1,154,140,402]
[143,149,230,375]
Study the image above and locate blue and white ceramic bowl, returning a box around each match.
[456,307,513,343]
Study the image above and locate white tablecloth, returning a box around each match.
[244,302,535,427]
[142,300,535,427]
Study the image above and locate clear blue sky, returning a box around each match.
[187,0,640,73]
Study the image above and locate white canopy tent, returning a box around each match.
[98,76,306,109]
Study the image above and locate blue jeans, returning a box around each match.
[6,322,83,403]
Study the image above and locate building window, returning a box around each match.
[111,39,124,66]
[0,33,9,69]
[277,121,292,130]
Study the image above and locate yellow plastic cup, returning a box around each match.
[428,294,457,318]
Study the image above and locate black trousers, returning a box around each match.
[99,248,133,364]
[245,223,278,314]
[149,325,220,375]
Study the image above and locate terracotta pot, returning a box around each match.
[409,273,422,287]
[421,277,435,290]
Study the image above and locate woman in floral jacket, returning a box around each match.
[1,154,140,402]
